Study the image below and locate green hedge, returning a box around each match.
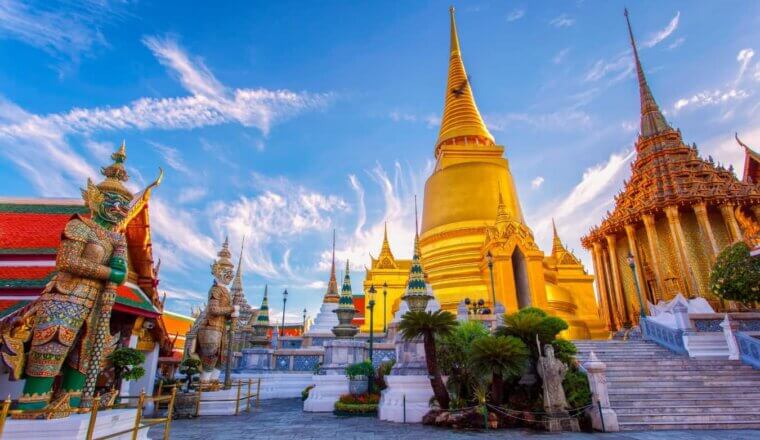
[334,401,378,414]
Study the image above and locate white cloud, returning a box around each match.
[553,48,570,65]
[529,149,635,269]
[425,114,441,128]
[549,14,575,28]
[531,176,544,189]
[507,9,525,22]
[736,48,755,83]
[0,0,119,61]
[389,111,417,123]
[643,12,680,48]
[667,37,685,50]
[143,35,227,98]
[585,52,633,83]
[178,187,208,204]
[673,88,749,113]
[150,141,191,174]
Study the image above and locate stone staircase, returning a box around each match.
[574,339,760,430]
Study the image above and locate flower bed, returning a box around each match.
[333,393,380,416]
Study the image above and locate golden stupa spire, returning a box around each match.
[624,9,672,138]
[495,189,510,225]
[413,195,421,258]
[551,219,564,256]
[436,7,494,151]
[378,222,395,260]
[324,229,340,303]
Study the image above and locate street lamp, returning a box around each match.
[302,308,307,333]
[627,252,646,319]
[486,250,497,310]
[382,282,388,334]
[280,289,288,341]
[367,284,376,394]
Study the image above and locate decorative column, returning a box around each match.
[605,234,632,327]
[591,242,615,330]
[641,214,664,302]
[624,224,648,317]
[692,202,720,258]
[664,206,700,297]
[601,247,623,329]
[720,203,743,242]
[583,352,619,432]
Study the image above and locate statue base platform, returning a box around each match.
[197,387,241,416]
[390,338,427,375]
[322,339,367,375]
[545,410,580,432]
[231,372,314,399]
[303,375,348,412]
[2,408,148,439]
[236,347,273,372]
[378,375,434,423]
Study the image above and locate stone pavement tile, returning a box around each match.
[150,398,760,440]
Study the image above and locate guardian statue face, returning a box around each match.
[97,191,131,225]
[212,261,234,285]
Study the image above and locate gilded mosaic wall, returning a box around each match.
[680,210,711,298]
[635,226,656,302]
[709,209,732,251]
[655,217,682,300]
[616,237,639,317]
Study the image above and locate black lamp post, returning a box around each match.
[627,252,646,319]
[302,308,307,333]
[464,297,490,315]
[367,284,376,394]
[382,282,388,334]
[486,250,497,310]
[280,289,288,342]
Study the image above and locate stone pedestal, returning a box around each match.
[2,408,148,439]
[322,339,367,375]
[236,347,273,372]
[232,372,314,399]
[378,375,434,423]
[582,351,619,432]
[305,302,339,337]
[196,387,241,416]
[390,337,427,375]
[546,412,580,432]
[303,375,349,412]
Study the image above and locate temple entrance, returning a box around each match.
[512,247,531,309]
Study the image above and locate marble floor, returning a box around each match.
[149,398,760,440]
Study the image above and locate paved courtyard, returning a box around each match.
[149,398,760,440]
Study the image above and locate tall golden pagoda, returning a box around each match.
[581,10,760,330]
[363,8,606,338]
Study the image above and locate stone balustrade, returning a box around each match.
[736,332,760,369]
[641,317,687,354]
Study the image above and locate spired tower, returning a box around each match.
[416,8,606,338]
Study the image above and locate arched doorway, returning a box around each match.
[512,247,531,309]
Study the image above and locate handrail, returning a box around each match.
[194,378,262,417]
[736,331,760,369]
[641,317,687,355]
[0,387,177,440]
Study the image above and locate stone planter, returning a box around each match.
[348,377,368,395]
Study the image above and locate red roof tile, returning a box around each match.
[0,266,54,280]
[0,212,74,250]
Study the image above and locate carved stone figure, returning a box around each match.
[193,238,239,382]
[0,144,161,411]
[537,344,579,432]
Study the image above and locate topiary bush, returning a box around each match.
[334,393,380,416]
[562,368,592,410]
[345,360,374,379]
[108,347,146,393]
[710,241,760,304]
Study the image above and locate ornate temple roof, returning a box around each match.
[581,11,760,246]
[323,230,340,303]
[737,133,760,184]
[435,7,494,154]
[551,220,582,266]
[256,285,270,324]
[370,223,398,269]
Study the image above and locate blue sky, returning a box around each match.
[1,1,758,323]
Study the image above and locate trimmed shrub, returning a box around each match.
[710,241,760,304]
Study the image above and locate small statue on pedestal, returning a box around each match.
[536,343,580,432]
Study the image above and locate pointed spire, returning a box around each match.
[231,237,246,306]
[338,260,354,308]
[402,197,433,311]
[436,7,494,151]
[323,230,340,303]
[377,221,396,264]
[495,188,510,225]
[414,195,421,258]
[256,285,269,324]
[551,218,564,256]
[624,8,672,138]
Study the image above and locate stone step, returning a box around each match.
[620,421,760,431]
[609,384,760,401]
[600,364,754,371]
[611,398,760,408]
[606,379,760,387]
[578,359,742,366]
[615,406,760,415]
[619,413,760,423]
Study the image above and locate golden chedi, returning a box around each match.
[365,8,606,339]
[581,11,760,331]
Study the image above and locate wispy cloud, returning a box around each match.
[486,109,592,132]
[150,141,192,174]
[549,14,575,28]
[667,37,685,50]
[0,0,120,62]
[143,35,227,98]
[736,48,755,83]
[177,187,208,204]
[553,48,570,65]
[584,52,633,83]
[506,9,525,22]
[531,176,544,189]
[643,12,680,48]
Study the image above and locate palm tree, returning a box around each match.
[398,310,457,409]
[471,335,529,405]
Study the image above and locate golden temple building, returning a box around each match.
[363,8,607,339]
[581,11,760,331]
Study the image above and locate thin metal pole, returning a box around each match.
[164,388,177,440]
[85,393,100,440]
[487,257,497,310]
[368,300,374,394]
[246,379,252,413]
[132,389,145,440]
[382,284,387,334]
[235,381,242,415]
[225,316,236,389]
[630,262,646,319]
[597,399,606,432]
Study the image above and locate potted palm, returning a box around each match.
[345,361,373,395]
